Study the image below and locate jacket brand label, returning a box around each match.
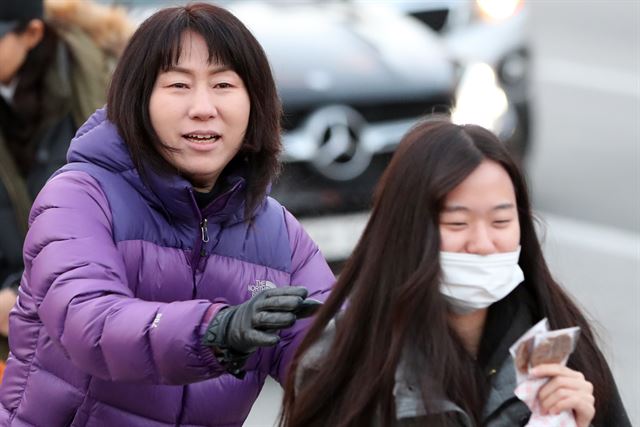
[151,313,162,328]
[249,280,276,297]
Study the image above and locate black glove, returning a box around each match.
[203,286,308,376]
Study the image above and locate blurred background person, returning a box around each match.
[0,0,132,369]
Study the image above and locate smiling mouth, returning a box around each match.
[183,133,221,143]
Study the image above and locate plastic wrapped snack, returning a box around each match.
[509,318,581,427]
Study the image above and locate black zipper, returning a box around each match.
[189,179,242,267]
[199,218,209,255]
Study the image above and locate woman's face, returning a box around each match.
[439,160,520,254]
[149,31,250,192]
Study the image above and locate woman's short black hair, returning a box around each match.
[107,2,282,217]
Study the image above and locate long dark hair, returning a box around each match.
[107,3,282,218]
[2,21,58,175]
[280,118,612,426]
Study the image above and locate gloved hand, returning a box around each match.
[203,286,309,355]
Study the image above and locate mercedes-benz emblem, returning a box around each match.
[304,105,373,181]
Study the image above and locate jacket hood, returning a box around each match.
[67,108,249,225]
[45,0,134,57]
[67,108,133,172]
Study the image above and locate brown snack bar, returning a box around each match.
[530,334,573,367]
[515,337,533,374]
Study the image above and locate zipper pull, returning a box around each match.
[200,218,209,243]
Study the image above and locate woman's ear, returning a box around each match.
[22,19,45,50]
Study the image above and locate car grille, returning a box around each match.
[282,97,452,132]
[276,94,454,216]
[272,152,394,217]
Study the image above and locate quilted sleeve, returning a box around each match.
[268,208,335,384]
[22,170,227,384]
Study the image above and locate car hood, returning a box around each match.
[230,2,455,107]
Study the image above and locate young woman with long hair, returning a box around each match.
[280,118,630,427]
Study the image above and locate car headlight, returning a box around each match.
[476,0,523,21]
[451,63,510,135]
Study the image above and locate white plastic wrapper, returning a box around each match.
[509,318,581,427]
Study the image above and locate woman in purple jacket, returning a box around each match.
[0,3,334,426]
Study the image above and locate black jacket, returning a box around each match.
[296,286,632,427]
[0,59,76,292]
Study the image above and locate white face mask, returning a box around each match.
[439,247,524,315]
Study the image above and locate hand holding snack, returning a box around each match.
[531,364,595,427]
[509,318,589,427]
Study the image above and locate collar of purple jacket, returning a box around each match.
[65,107,259,226]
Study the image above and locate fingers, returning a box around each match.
[543,394,595,427]
[535,366,591,400]
[243,328,280,348]
[293,299,323,318]
[262,286,308,300]
[256,295,305,312]
[538,381,594,411]
[252,311,296,330]
[244,286,312,340]
[530,363,581,379]
[533,364,595,427]
[256,286,309,312]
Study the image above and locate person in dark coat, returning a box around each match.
[0,0,132,363]
[0,3,335,426]
[281,118,631,427]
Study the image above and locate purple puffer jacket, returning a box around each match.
[0,109,335,426]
